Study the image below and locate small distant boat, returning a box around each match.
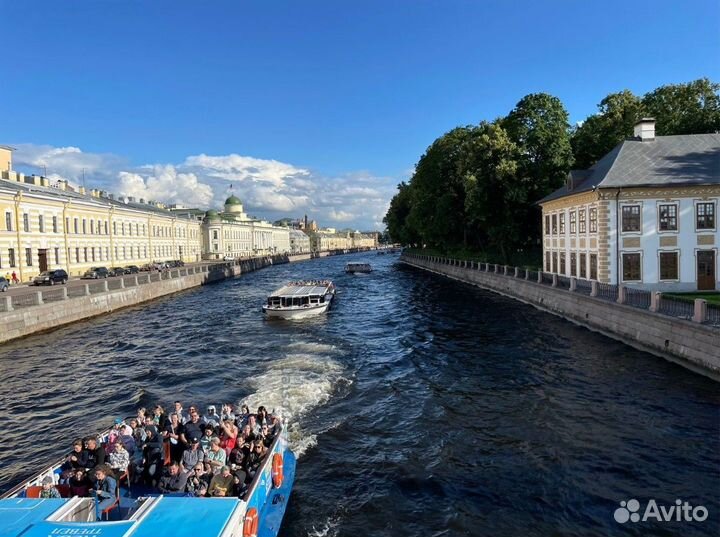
[263,280,335,319]
[345,262,372,274]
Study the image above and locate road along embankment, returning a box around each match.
[402,253,720,379]
[0,255,289,345]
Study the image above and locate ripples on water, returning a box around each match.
[0,254,718,536]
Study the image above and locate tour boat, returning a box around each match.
[345,262,372,274]
[262,280,335,320]
[0,419,296,537]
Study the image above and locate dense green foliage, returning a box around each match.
[385,79,719,263]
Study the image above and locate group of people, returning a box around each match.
[53,401,280,503]
[3,271,20,284]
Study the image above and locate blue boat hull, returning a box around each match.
[257,448,296,537]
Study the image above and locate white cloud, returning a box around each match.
[9,143,396,230]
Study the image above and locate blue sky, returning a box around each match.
[1,0,718,229]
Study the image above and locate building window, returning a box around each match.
[551,214,557,234]
[54,247,60,265]
[113,222,117,235]
[559,213,565,234]
[658,204,678,231]
[8,248,16,267]
[25,248,32,266]
[552,252,558,272]
[579,209,586,234]
[83,247,88,262]
[104,221,108,234]
[23,213,29,232]
[589,208,597,233]
[105,247,109,260]
[569,211,577,233]
[75,248,80,263]
[53,216,58,233]
[622,205,641,232]
[559,252,566,275]
[212,230,218,240]
[74,218,79,234]
[38,215,44,233]
[622,253,642,281]
[696,202,716,230]
[590,254,598,280]
[580,253,587,278]
[82,219,87,234]
[569,252,576,276]
[65,217,70,233]
[91,247,96,262]
[660,252,679,280]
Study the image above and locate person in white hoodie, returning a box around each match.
[203,405,220,428]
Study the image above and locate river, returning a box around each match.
[0,252,717,536]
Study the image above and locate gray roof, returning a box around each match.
[539,133,720,204]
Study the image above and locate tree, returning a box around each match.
[383,182,418,245]
[643,78,720,135]
[459,121,522,261]
[503,93,573,247]
[571,90,644,169]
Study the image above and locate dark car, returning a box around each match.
[108,267,126,277]
[0,277,8,292]
[33,269,69,286]
[82,267,109,279]
[124,265,140,274]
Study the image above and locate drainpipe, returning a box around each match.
[615,189,621,285]
[13,192,23,282]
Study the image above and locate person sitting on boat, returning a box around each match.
[181,409,206,446]
[68,468,91,497]
[228,448,248,490]
[40,475,61,498]
[130,418,147,444]
[172,401,188,424]
[90,465,117,513]
[244,439,266,482]
[185,463,211,497]
[221,403,235,423]
[158,462,188,494]
[153,405,169,429]
[207,465,234,497]
[235,404,250,428]
[180,437,206,473]
[163,412,185,462]
[203,405,220,427]
[256,406,271,428]
[82,437,106,475]
[108,440,130,475]
[106,419,129,454]
[61,439,85,473]
[206,437,227,474]
[136,407,148,425]
[200,424,218,455]
[219,418,239,455]
[247,414,260,436]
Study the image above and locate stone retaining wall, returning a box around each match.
[402,255,720,378]
[0,256,281,345]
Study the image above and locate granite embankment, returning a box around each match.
[0,251,343,344]
[402,253,720,378]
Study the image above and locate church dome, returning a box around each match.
[225,195,242,206]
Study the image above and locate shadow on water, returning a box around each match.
[0,253,718,537]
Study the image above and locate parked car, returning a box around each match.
[82,267,109,279]
[0,277,8,292]
[139,264,154,272]
[109,267,126,277]
[32,269,69,286]
[124,265,140,274]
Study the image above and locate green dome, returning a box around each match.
[205,209,220,221]
[225,195,242,205]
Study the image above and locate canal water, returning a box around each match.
[0,253,718,536]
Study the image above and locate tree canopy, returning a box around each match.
[384,79,719,263]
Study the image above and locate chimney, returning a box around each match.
[127,196,135,203]
[634,118,655,141]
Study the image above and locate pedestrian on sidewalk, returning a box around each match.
[11,271,19,284]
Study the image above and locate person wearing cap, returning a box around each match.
[207,465,234,497]
[206,437,227,474]
[40,475,61,498]
[181,436,206,473]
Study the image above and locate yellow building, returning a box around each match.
[1,146,202,281]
